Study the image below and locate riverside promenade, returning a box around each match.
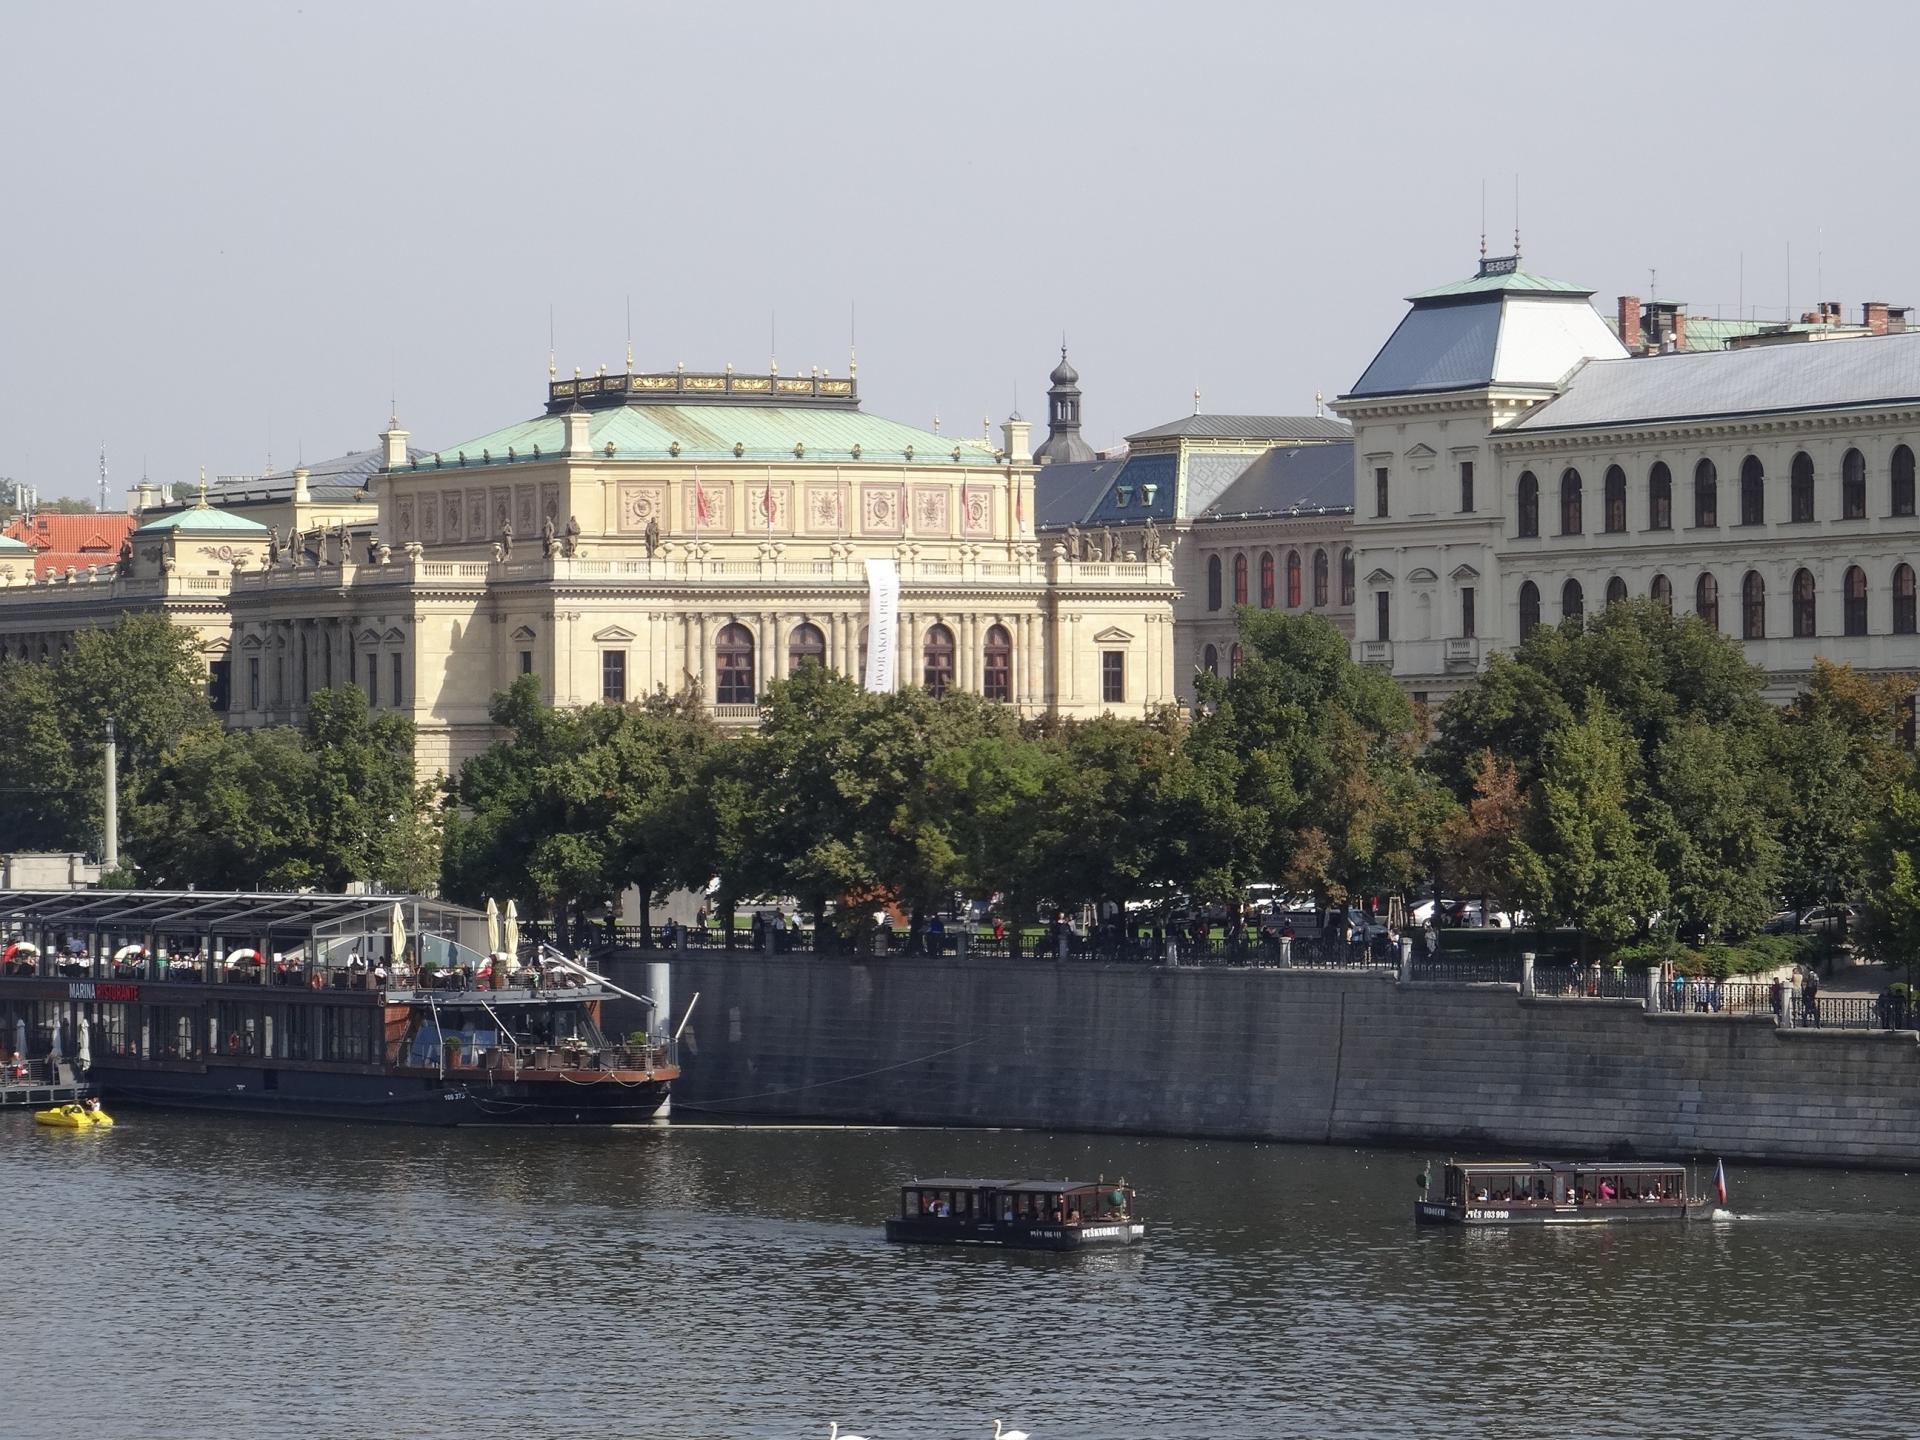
[601,941,1920,1169]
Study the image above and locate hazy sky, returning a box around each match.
[4,1,1915,502]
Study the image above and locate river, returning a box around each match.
[3,1110,1914,1439]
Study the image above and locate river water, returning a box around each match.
[3,1110,1914,1439]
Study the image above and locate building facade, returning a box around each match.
[222,367,1178,775]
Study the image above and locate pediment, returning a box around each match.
[1407,567,1439,584]
[240,633,264,650]
[593,624,637,643]
[509,625,537,642]
[1364,567,1395,585]
[357,629,382,647]
[381,627,405,644]
[1403,442,1438,460]
[1450,563,1481,581]
[1091,626,1135,644]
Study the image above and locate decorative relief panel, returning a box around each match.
[962,484,993,535]
[745,483,790,532]
[514,486,537,536]
[396,496,416,540]
[539,482,560,521]
[489,487,512,531]
[619,483,665,533]
[806,486,844,532]
[686,483,729,531]
[860,484,903,534]
[912,486,949,534]
[420,495,440,543]
[443,491,463,541]
[467,490,487,540]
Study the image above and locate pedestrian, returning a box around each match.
[1802,967,1821,1027]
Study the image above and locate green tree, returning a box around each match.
[1864,781,1920,983]
[1506,698,1667,954]
[40,496,97,514]
[0,661,88,849]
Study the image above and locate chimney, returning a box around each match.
[1864,302,1890,336]
[1888,306,1910,335]
[1001,414,1031,465]
[292,467,311,504]
[1671,309,1687,353]
[381,416,409,470]
[1617,296,1643,354]
[563,405,592,457]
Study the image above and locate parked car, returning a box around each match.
[1800,903,1864,938]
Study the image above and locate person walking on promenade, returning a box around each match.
[1802,967,1821,1027]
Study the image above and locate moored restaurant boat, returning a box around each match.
[884,1177,1144,1250]
[0,889,678,1126]
[1414,1159,1712,1226]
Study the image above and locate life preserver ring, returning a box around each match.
[225,948,260,967]
[3,941,41,963]
[112,943,146,964]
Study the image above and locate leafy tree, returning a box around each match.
[1440,750,1526,918]
[1864,781,1920,983]
[0,661,88,849]
[39,496,97,514]
[1506,698,1667,955]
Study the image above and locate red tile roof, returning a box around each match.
[2,513,138,579]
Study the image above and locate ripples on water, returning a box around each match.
[2,1112,1915,1439]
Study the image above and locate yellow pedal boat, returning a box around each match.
[35,1103,112,1129]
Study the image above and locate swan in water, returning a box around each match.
[992,1422,1031,1440]
[827,1424,870,1440]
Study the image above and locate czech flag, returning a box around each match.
[1714,1158,1729,1206]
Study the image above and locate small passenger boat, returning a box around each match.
[884,1177,1144,1251]
[35,1102,113,1129]
[1414,1159,1715,1226]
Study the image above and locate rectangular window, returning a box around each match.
[520,649,534,676]
[1101,650,1125,704]
[207,659,231,713]
[390,653,403,708]
[367,656,378,707]
[1460,461,1474,513]
[602,650,627,703]
[1376,590,1391,641]
[1375,467,1390,518]
[1461,586,1476,639]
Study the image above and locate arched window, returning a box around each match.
[1792,569,1816,638]
[1202,643,1219,676]
[1229,642,1244,675]
[1560,469,1583,535]
[983,623,1012,701]
[1562,578,1584,621]
[1233,554,1249,606]
[1648,462,1672,530]
[1740,455,1765,526]
[787,621,825,671]
[1259,552,1276,609]
[1517,471,1540,537]
[1791,452,1815,522]
[1340,548,1354,605]
[1742,571,1766,640]
[1604,466,1626,533]
[1895,564,1917,635]
[1842,448,1867,519]
[1285,550,1302,608]
[1694,459,1718,528]
[1651,573,1673,610]
[1696,572,1720,630]
[716,623,756,704]
[1894,445,1916,518]
[1313,549,1329,606]
[1844,565,1868,636]
[1606,575,1628,607]
[1518,580,1541,640]
[922,623,955,696]
[1206,555,1222,611]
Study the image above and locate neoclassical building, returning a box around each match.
[1034,354,1353,704]
[224,366,1178,774]
[1335,253,1920,704]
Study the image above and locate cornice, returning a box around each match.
[1493,403,1920,453]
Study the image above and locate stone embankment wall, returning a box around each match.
[605,953,1920,1167]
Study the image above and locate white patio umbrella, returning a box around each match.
[389,902,408,967]
[13,1016,26,1062]
[485,898,502,958]
[503,901,520,969]
[75,1014,91,1073]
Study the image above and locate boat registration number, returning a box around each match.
[1466,1209,1511,1220]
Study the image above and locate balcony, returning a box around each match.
[1444,637,1479,669]
[1359,639,1393,668]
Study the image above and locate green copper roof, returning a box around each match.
[132,504,269,536]
[419,403,999,471]
[1410,269,1592,300]
[0,533,32,554]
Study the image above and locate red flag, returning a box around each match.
[693,468,711,528]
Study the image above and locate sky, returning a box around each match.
[3,0,1917,502]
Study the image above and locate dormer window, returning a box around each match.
[1141,484,1157,506]
[1115,486,1132,508]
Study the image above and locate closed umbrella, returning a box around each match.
[503,901,520,972]
[485,898,502,959]
[389,902,408,968]
[75,1014,91,1074]
[13,1016,25,1063]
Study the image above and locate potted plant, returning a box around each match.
[441,1035,464,1068]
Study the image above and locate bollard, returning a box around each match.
[1645,965,1660,1011]
[1279,937,1292,968]
[1165,941,1179,967]
[1522,952,1536,998]
[1398,946,1412,984]
[955,929,970,959]
[1055,931,1068,961]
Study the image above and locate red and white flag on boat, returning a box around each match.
[1714,1158,1728,1206]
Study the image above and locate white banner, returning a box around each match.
[863,557,899,693]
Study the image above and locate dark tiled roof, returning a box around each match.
[1200,442,1354,520]
[1082,452,1178,525]
[1034,457,1126,528]
[1126,414,1351,443]
[209,446,425,504]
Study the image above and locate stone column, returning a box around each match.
[1522,952,1536,997]
[696,613,713,706]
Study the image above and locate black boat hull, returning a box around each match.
[884,1217,1146,1251]
[1414,1200,1693,1226]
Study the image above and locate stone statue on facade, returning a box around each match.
[541,514,558,558]
[366,534,381,565]
[1065,524,1082,561]
[561,514,581,558]
[1142,518,1162,561]
[115,539,134,578]
[375,541,391,565]
[267,527,282,567]
[499,520,513,560]
[1100,525,1117,561]
[644,516,661,557]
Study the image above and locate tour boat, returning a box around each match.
[884,1177,1144,1250]
[1414,1159,1714,1226]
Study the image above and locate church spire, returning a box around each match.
[1032,343,1094,466]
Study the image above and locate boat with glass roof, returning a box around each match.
[884,1177,1144,1250]
[1414,1159,1712,1226]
